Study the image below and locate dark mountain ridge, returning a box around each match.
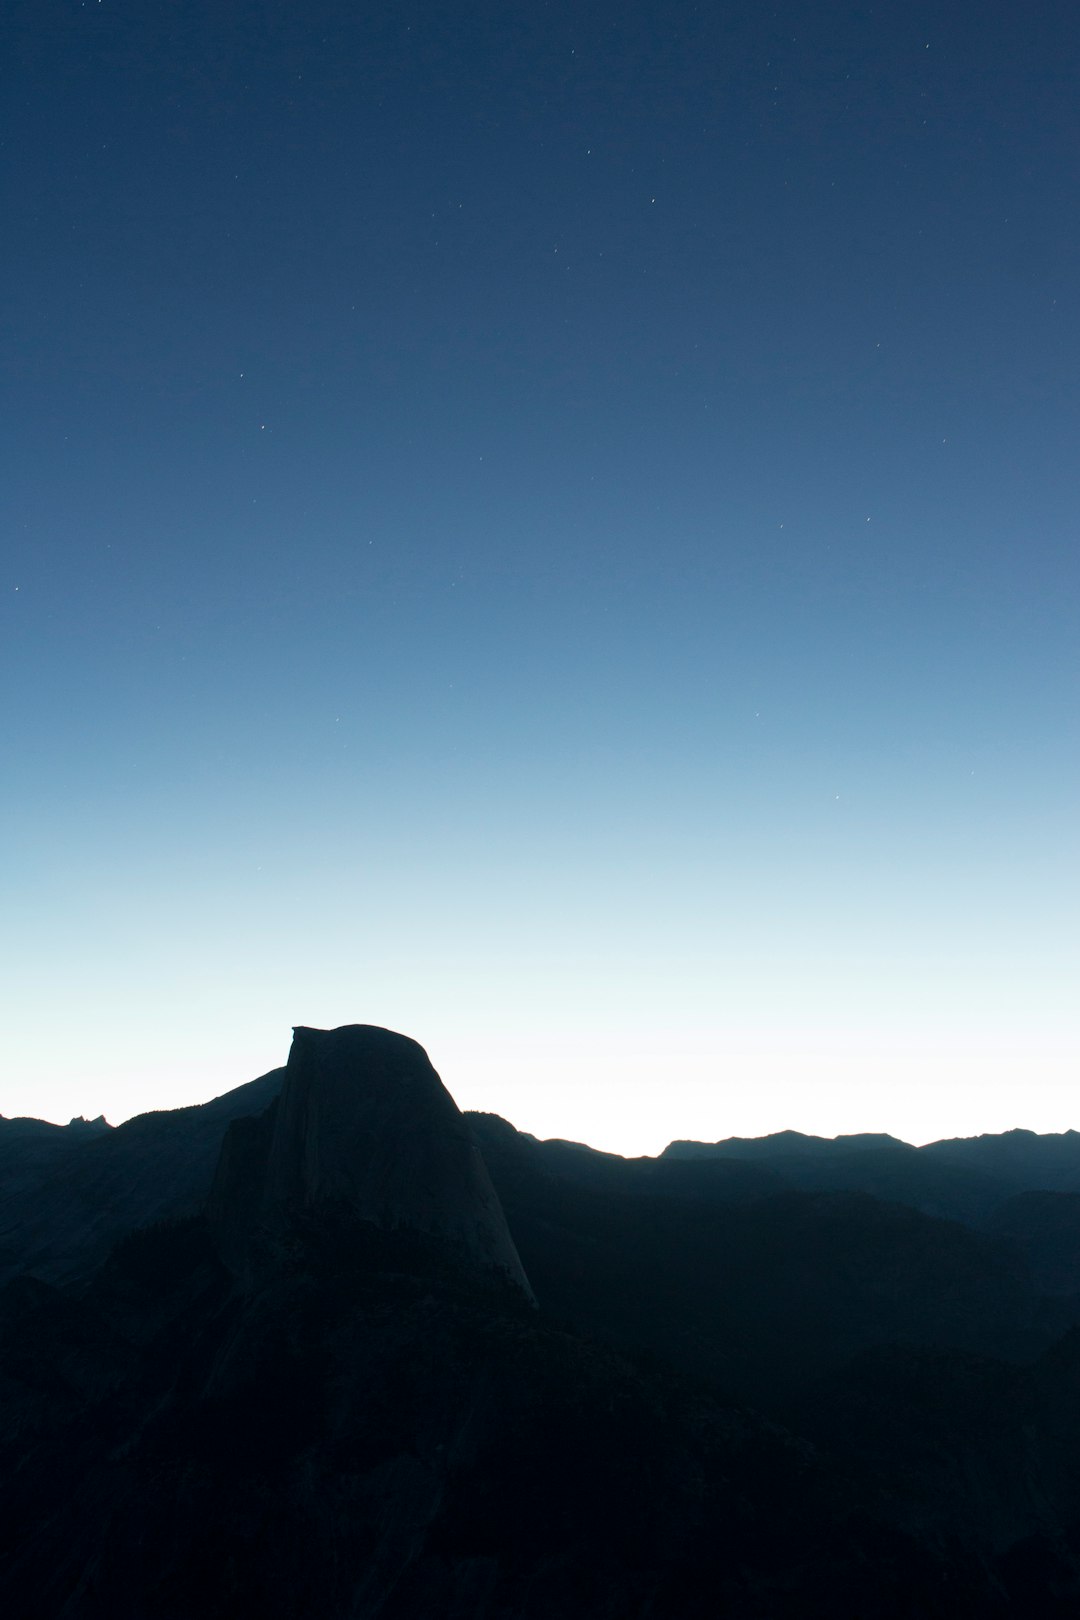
[665,1127,911,1158]
[0,1067,285,1287]
[481,1118,1080,1214]
[5,1028,1080,1616]
[8,1084,1080,1289]
[923,1128,1080,1191]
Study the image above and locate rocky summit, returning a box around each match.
[211,1024,533,1298]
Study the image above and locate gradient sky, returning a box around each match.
[4,0,1077,1154]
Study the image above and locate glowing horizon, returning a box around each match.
[4,3,1076,1148]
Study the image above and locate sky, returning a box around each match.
[3,0,1077,1155]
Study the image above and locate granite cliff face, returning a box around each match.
[211,1025,533,1299]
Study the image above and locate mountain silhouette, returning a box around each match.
[0,1067,284,1287]
[210,1024,532,1297]
[4,1027,1080,1616]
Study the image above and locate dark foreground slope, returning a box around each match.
[5,1031,1080,1617]
[13,1217,1080,1619]
[1,1212,892,1620]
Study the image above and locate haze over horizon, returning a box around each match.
[7,1015,1078,1163]
[4,1,1077,1156]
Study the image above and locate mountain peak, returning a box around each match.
[212,1024,534,1299]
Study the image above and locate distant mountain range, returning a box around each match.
[4,1028,1080,1616]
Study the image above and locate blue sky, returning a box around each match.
[3,0,1077,1151]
